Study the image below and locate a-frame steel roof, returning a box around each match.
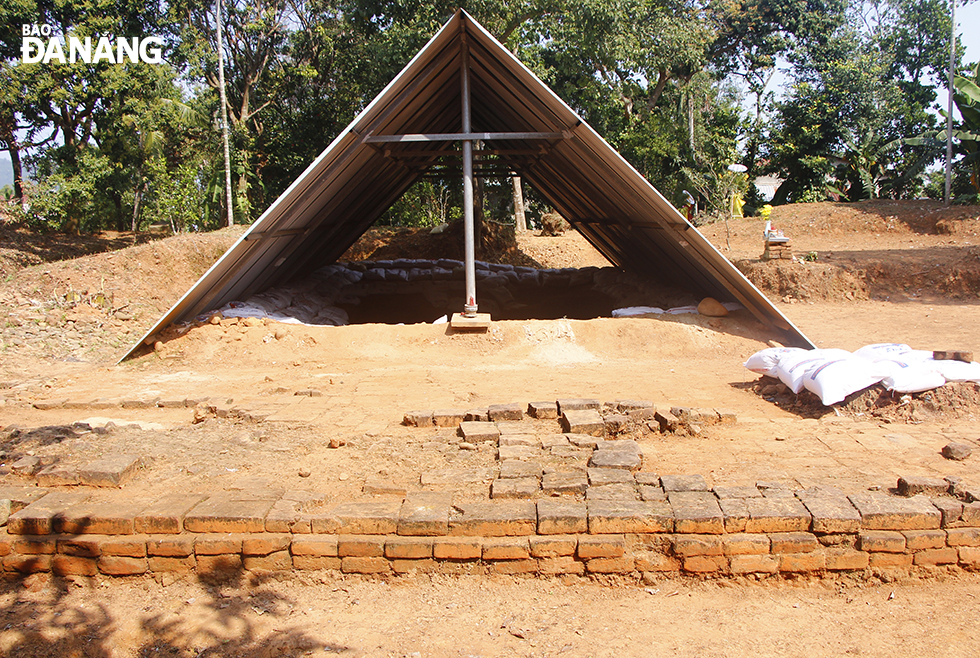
[124,10,813,359]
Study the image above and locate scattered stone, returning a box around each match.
[897,476,949,498]
[527,401,559,419]
[294,389,323,397]
[541,471,588,495]
[328,437,346,449]
[298,469,311,478]
[464,409,489,422]
[487,403,523,421]
[603,414,630,433]
[942,442,973,461]
[491,478,540,499]
[616,400,654,412]
[560,409,605,436]
[660,474,709,492]
[697,297,728,317]
[11,456,42,477]
[556,398,601,413]
[458,421,500,443]
[653,410,680,432]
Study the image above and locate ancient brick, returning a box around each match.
[243,535,291,556]
[433,537,481,560]
[537,499,587,535]
[683,555,726,573]
[588,500,673,534]
[542,472,588,496]
[36,464,79,487]
[897,476,949,498]
[403,411,433,427]
[722,533,770,556]
[962,503,980,526]
[958,547,980,567]
[639,486,667,502]
[482,537,530,560]
[292,556,341,570]
[361,477,408,498]
[529,535,577,558]
[420,468,495,487]
[617,399,654,412]
[848,493,941,530]
[587,557,635,573]
[341,556,390,574]
[195,535,244,555]
[718,498,749,533]
[586,484,638,501]
[55,501,141,535]
[729,554,779,574]
[450,501,536,536]
[338,535,385,558]
[527,401,559,419]
[589,450,641,471]
[744,497,811,533]
[147,536,195,557]
[244,551,292,571]
[100,537,146,558]
[51,555,97,576]
[57,537,101,557]
[498,434,540,448]
[913,548,958,566]
[946,527,980,546]
[7,491,90,535]
[859,531,906,552]
[3,554,52,573]
[557,398,601,412]
[488,403,524,421]
[654,410,680,432]
[712,485,762,499]
[136,494,206,534]
[560,410,605,436]
[386,558,434,574]
[431,410,466,427]
[196,554,243,576]
[490,559,538,575]
[931,498,964,528]
[398,492,451,536]
[577,535,625,559]
[942,442,973,461]
[539,434,569,449]
[290,536,338,557]
[901,530,946,551]
[385,537,433,559]
[183,494,276,533]
[14,537,57,554]
[669,491,724,534]
[660,474,709,492]
[499,460,542,479]
[538,556,585,575]
[769,532,819,554]
[463,409,489,422]
[799,494,861,534]
[869,552,912,568]
[78,454,141,488]
[457,421,500,442]
[588,468,633,486]
[566,434,601,449]
[311,501,401,535]
[634,552,680,572]
[491,478,539,499]
[824,547,870,571]
[779,552,826,572]
[98,556,148,575]
[147,556,196,572]
[673,534,723,557]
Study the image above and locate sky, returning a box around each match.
[2,3,980,187]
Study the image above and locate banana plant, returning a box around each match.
[952,62,980,194]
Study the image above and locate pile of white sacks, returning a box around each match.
[745,343,980,406]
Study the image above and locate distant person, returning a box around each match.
[681,190,696,221]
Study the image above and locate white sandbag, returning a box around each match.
[775,348,852,394]
[855,343,933,363]
[927,358,980,383]
[744,347,807,377]
[313,306,349,326]
[666,305,699,315]
[802,356,886,405]
[612,306,665,317]
[880,361,946,393]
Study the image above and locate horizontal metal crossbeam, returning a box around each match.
[364,131,567,143]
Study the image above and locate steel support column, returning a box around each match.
[461,33,478,316]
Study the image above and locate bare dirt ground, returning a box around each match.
[1,200,980,656]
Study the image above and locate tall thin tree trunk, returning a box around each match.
[512,176,526,232]
[217,0,235,227]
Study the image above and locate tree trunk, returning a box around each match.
[512,176,526,232]
[8,143,24,201]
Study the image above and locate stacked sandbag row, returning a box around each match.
[745,343,980,406]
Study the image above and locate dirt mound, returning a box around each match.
[745,376,980,422]
[735,259,868,302]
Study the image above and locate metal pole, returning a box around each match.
[217,0,234,227]
[945,0,956,207]
[461,33,478,316]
